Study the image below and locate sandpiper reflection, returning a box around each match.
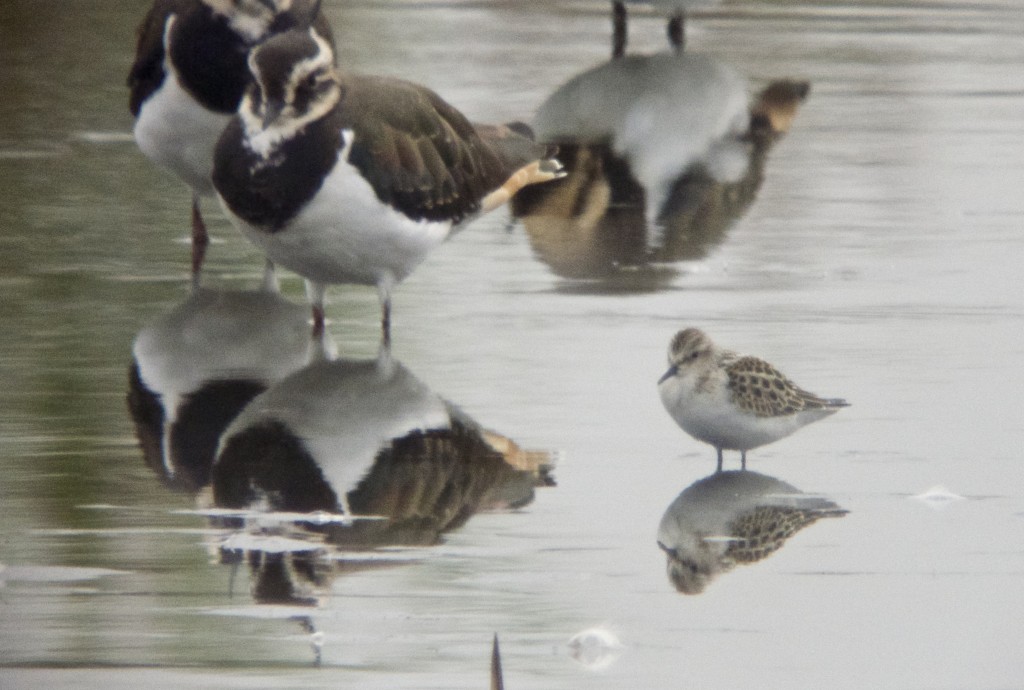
[127,285,325,491]
[657,470,846,594]
[209,351,555,604]
[512,52,808,287]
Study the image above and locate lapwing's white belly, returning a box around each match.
[226,147,452,287]
[658,374,833,451]
[134,74,228,195]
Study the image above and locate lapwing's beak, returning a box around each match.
[261,99,284,128]
[657,365,677,385]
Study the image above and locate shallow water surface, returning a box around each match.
[1,1,1023,688]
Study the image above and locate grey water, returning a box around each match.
[2,1,1023,688]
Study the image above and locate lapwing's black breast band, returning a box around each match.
[213,109,345,232]
[214,419,340,513]
[170,4,251,114]
[340,75,509,224]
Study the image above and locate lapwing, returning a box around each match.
[128,0,332,284]
[212,28,564,344]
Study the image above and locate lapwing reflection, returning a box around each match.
[657,470,846,594]
[127,285,325,491]
[209,350,555,605]
[513,52,808,289]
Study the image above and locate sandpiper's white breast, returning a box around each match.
[658,368,832,452]
[225,132,452,287]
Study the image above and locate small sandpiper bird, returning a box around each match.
[212,28,564,343]
[611,0,720,57]
[127,0,331,283]
[658,328,849,471]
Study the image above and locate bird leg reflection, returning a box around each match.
[378,275,394,350]
[668,10,684,52]
[612,1,627,58]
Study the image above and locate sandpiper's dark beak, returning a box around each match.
[657,365,677,385]
[262,100,284,128]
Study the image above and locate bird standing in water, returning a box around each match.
[658,328,849,470]
[213,28,564,344]
[128,0,331,285]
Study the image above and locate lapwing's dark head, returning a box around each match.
[240,28,340,153]
[200,0,297,42]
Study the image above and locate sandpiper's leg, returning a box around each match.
[612,1,627,58]
[190,192,209,285]
[741,450,747,470]
[716,448,723,473]
[668,10,684,52]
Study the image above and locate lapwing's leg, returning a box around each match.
[716,448,724,473]
[741,450,747,471]
[668,10,685,52]
[306,281,327,338]
[190,192,210,286]
[612,1,628,59]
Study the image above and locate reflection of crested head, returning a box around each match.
[250,551,322,607]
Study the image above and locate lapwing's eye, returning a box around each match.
[297,72,325,97]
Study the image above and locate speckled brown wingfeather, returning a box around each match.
[726,356,845,418]
[725,505,847,564]
[338,74,509,224]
